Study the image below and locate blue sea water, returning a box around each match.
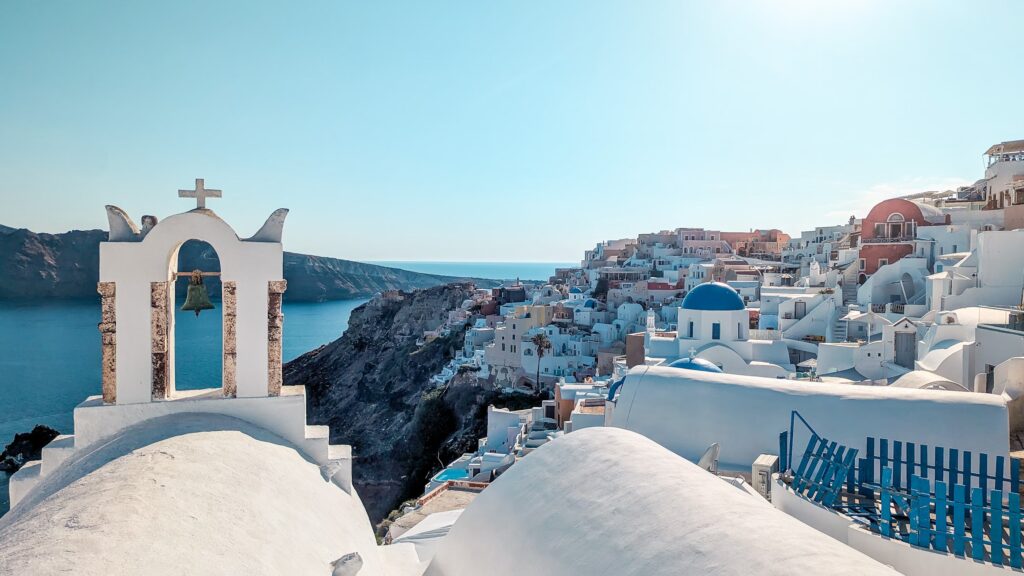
[371,261,575,283]
[0,260,565,515]
[0,298,366,514]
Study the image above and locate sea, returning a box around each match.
[0,261,571,515]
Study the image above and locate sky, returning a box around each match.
[1,1,1022,262]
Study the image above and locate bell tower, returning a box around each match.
[97,180,289,404]
[7,183,355,511]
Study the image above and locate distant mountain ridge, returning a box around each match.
[0,225,499,302]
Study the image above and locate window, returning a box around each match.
[712,323,721,340]
[737,323,743,339]
[879,258,889,267]
[687,321,694,338]
[859,259,866,271]
[501,343,505,351]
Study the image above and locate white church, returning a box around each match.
[643,282,795,377]
[0,184,980,576]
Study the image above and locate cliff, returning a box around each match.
[284,284,531,525]
[0,226,496,301]
[0,425,60,473]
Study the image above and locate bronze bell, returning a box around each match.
[181,269,214,317]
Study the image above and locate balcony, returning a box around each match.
[861,235,916,245]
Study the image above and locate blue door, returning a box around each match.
[712,323,721,340]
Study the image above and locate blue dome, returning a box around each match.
[584,298,598,309]
[681,282,745,311]
[569,287,583,294]
[667,357,724,373]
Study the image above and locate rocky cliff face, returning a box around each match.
[0,225,495,301]
[283,284,500,524]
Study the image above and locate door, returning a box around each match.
[894,331,915,369]
[794,301,806,319]
[712,323,721,340]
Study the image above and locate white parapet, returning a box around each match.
[8,385,353,509]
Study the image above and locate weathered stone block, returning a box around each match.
[97,282,116,298]
[101,332,116,346]
[151,353,168,400]
[150,281,167,308]
[223,352,237,397]
[223,318,237,353]
[268,280,287,294]
[98,321,117,334]
[101,345,116,404]
[101,296,116,321]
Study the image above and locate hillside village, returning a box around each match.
[4,142,1024,575]
[391,140,1024,575]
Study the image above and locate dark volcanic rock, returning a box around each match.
[0,425,60,473]
[284,284,494,523]
[0,225,497,302]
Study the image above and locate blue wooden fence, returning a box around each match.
[859,436,1020,505]
[876,467,1024,567]
[779,413,1024,568]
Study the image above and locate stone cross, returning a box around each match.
[178,178,222,209]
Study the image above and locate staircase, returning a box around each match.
[828,305,849,343]
[840,265,860,305]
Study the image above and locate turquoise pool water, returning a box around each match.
[432,468,469,482]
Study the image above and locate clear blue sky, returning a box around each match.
[1,1,1021,262]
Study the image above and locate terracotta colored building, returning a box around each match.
[859,198,948,276]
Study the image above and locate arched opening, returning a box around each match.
[169,240,222,394]
[899,272,916,304]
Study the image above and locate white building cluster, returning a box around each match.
[5,141,1024,576]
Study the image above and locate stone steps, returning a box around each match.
[40,434,76,477]
[8,459,42,509]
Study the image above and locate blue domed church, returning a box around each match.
[644,282,795,377]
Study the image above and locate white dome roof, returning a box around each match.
[0,413,387,576]
[425,427,898,576]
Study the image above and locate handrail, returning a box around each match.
[786,410,820,474]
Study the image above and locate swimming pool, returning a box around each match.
[432,468,470,482]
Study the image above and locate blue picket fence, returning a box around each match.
[876,467,1024,567]
[859,436,1020,505]
[780,411,1024,568]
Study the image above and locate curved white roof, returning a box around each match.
[426,427,898,576]
[911,201,947,224]
[611,366,1007,470]
[0,413,387,576]
[890,370,968,392]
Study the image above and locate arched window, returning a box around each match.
[884,213,905,239]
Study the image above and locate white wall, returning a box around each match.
[612,366,1009,470]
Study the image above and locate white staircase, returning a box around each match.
[828,305,849,343]
[840,265,860,305]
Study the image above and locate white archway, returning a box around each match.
[99,204,286,405]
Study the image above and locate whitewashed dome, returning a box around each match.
[0,413,386,576]
[425,427,898,576]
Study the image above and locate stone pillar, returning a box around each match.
[150,281,170,400]
[97,282,117,404]
[222,281,238,397]
[267,280,287,396]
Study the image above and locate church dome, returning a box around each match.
[682,282,744,311]
[667,357,723,373]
